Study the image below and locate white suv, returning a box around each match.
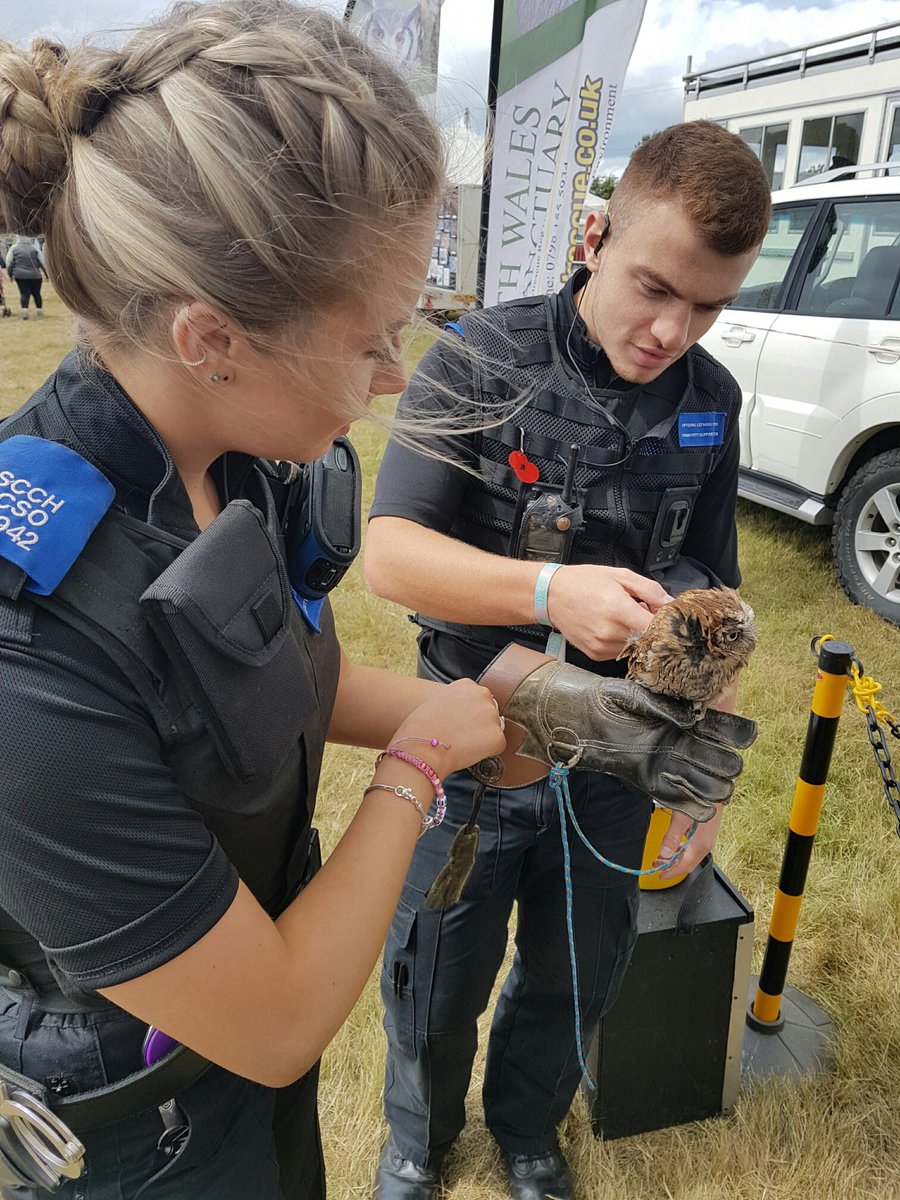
[700,167,900,625]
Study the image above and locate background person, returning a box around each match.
[5,232,47,318]
[0,255,10,316]
[365,122,771,1200]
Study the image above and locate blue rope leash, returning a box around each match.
[547,762,698,1090]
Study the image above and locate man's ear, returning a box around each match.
[583,210,610,272]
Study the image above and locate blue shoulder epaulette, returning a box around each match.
[0,435,114,595]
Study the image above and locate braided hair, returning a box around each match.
[0,0,444,354]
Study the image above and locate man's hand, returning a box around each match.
[655,805,723,879]
[545,564,671,661]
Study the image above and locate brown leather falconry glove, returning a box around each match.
[473,644,757,823]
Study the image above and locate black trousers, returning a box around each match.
[380,768,652,1168]
[13,279,42,309]
[0,990,324,1200]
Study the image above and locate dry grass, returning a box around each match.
[6,297,900,1199]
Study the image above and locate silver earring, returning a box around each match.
[182,350,206,367]
[209,372,222,383]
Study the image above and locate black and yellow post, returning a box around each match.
[742,636,853,1081]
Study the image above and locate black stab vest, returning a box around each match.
[0,372,340,1003]
[418,293,740,658]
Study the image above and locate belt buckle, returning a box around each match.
[0,1079,85,1189]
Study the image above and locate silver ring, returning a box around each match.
[499,715,506,732]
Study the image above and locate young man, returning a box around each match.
[365,121,771,1200]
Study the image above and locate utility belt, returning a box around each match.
[0,831,322,1194]
[0,1039,208,1193]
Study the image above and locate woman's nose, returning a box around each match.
[371,358,407,399]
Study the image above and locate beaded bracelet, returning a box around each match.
[392,736,451,750]
[375,747,447,828]
[363,783,435,834]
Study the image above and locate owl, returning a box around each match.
[618,587,757,713]
[355,3,422,79]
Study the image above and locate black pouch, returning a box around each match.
[141,500,311,784]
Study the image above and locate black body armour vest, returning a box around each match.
[0,370,341,1003]
[418,293,740,666]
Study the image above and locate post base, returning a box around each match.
[741,975,838,1082]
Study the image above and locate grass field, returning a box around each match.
[4,291,900,1199]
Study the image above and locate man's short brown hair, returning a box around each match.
[610,120,771,255]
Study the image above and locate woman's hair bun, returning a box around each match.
[0,37,122,234]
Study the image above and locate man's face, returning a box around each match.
[579,200,759,385]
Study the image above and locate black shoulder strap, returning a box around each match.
[33,514,189,735]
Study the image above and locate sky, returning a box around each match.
[3,0,899,176]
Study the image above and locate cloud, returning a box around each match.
[0,0,167,45]
[6,0,893,173]
[602,0,900,172]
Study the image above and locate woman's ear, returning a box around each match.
[172,302,234,368]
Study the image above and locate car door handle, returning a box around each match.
[720,326,756,346]
[867,338,900,364]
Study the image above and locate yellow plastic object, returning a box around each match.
[639,806,687,889]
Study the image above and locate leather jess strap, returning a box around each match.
[475,643,555,790]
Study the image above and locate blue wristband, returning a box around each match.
[534,562,562,626]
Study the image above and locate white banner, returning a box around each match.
[484,0,646,307]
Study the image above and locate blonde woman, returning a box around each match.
[0,4,751,1197]
[0,5,504,1196]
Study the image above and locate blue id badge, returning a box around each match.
[678,413,725,447]
[0,435,115,594]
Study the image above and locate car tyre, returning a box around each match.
[833,448,900,625]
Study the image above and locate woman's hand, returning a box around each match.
[389,677,506,777]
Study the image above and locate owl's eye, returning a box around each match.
[724,628,741,641]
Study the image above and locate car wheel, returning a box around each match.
[833,449,900,625]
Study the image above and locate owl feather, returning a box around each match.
[618,587,757,714]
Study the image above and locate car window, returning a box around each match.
[797,200,900,318]
[731,204,817,310]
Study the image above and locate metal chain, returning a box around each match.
[862,706,900,839]
[848,653,900,839]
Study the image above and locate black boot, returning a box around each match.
[502,1147,574,1200]
[374,1136,441,1199]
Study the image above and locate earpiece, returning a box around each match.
[594,212,610,256]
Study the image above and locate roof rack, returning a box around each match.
[791,161,900,187]
[683,21,900,99]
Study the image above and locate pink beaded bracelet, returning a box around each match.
[376,747,447,828]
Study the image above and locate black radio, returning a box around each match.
[509,443,583,563]
[287,437,361,601]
